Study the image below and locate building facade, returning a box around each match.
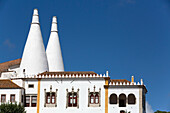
[0,9,147,113]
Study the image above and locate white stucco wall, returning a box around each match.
[0,89,22,104]
[108,87,140,113]
[24,78,105,113]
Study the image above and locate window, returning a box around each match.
[28,84,34,88]
[25,96,30,107]
[110,94,117,104]
[68,93,77,107]
[31,96,37,107]
[25,95,37,107]
[90,93,99,104]
[119,94,126,107]
[51,93,55,104]
[88,86,101,107]
[1,95,6,103]
[128,94,136,104]
[66,88,79,108]
[46,92,56,104]
[10,94,15,103]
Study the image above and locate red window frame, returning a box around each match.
[90,93,99,104]
[90,94,94,104]
[46,93,51,104]
[68,93,77,107]
[10,94,15,103]
[1,94,6,103]
[95,94,99,104]
[51,93,55,104]
[46,92,56,104]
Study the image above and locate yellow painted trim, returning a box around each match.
[37,79,41,113]
[105,79,109,113]
[105,87,108,113]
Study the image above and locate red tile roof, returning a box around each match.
[0,59,21,73]
[0,58,21,73]
[0,80,22,89]
[110,79,130,84]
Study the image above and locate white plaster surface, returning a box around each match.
[46,16,64,72]
[108,87,141,113]
[0,89,23,104]
[19,9,49,76]
[25,78,105,113]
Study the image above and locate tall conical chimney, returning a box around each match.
[19,9,49,76]
[46,16,64,72]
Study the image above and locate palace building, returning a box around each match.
[0,9,147,113]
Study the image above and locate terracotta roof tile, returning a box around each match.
[0,80,22,89]
[110,79,130,84]
[0,59,21,73]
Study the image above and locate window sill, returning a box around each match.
[89,104,100,107]
[45,103,56,107]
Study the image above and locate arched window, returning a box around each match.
[109,94,117,104]
[120,110,125,113]
[128,94,136,104]
[90,93,94,104]
[90,93,99,104]
[68,92,77,107]
[119,94,126,107]
[95,93,99,104]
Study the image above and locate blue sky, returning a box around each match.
[0,0,170,111]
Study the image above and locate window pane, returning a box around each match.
[95,97,99,103]
[31,96,37,107]
[91,96,94,103]
[47,96,50,103]
[73,99,76,104]
[70,98,73,104]
[26,96,30,107]
[51,96,55,103]
[1,95,6,103]
[11,95,15,102]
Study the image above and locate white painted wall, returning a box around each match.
[108,87,140,113]
[24,78,105,113]
[0,89,23,104]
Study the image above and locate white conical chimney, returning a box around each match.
[46,16,64,72]
[19,9,49,76]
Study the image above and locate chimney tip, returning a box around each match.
[33,9,38,15]
[52,16,57,23]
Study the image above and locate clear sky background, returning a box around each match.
[0,0,169,111]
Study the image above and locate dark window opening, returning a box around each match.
[28,84,34,88]
[119,94,126,107]
[128,94,136,104]
[110,94,117,104]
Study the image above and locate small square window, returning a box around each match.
[28,84,34,88]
